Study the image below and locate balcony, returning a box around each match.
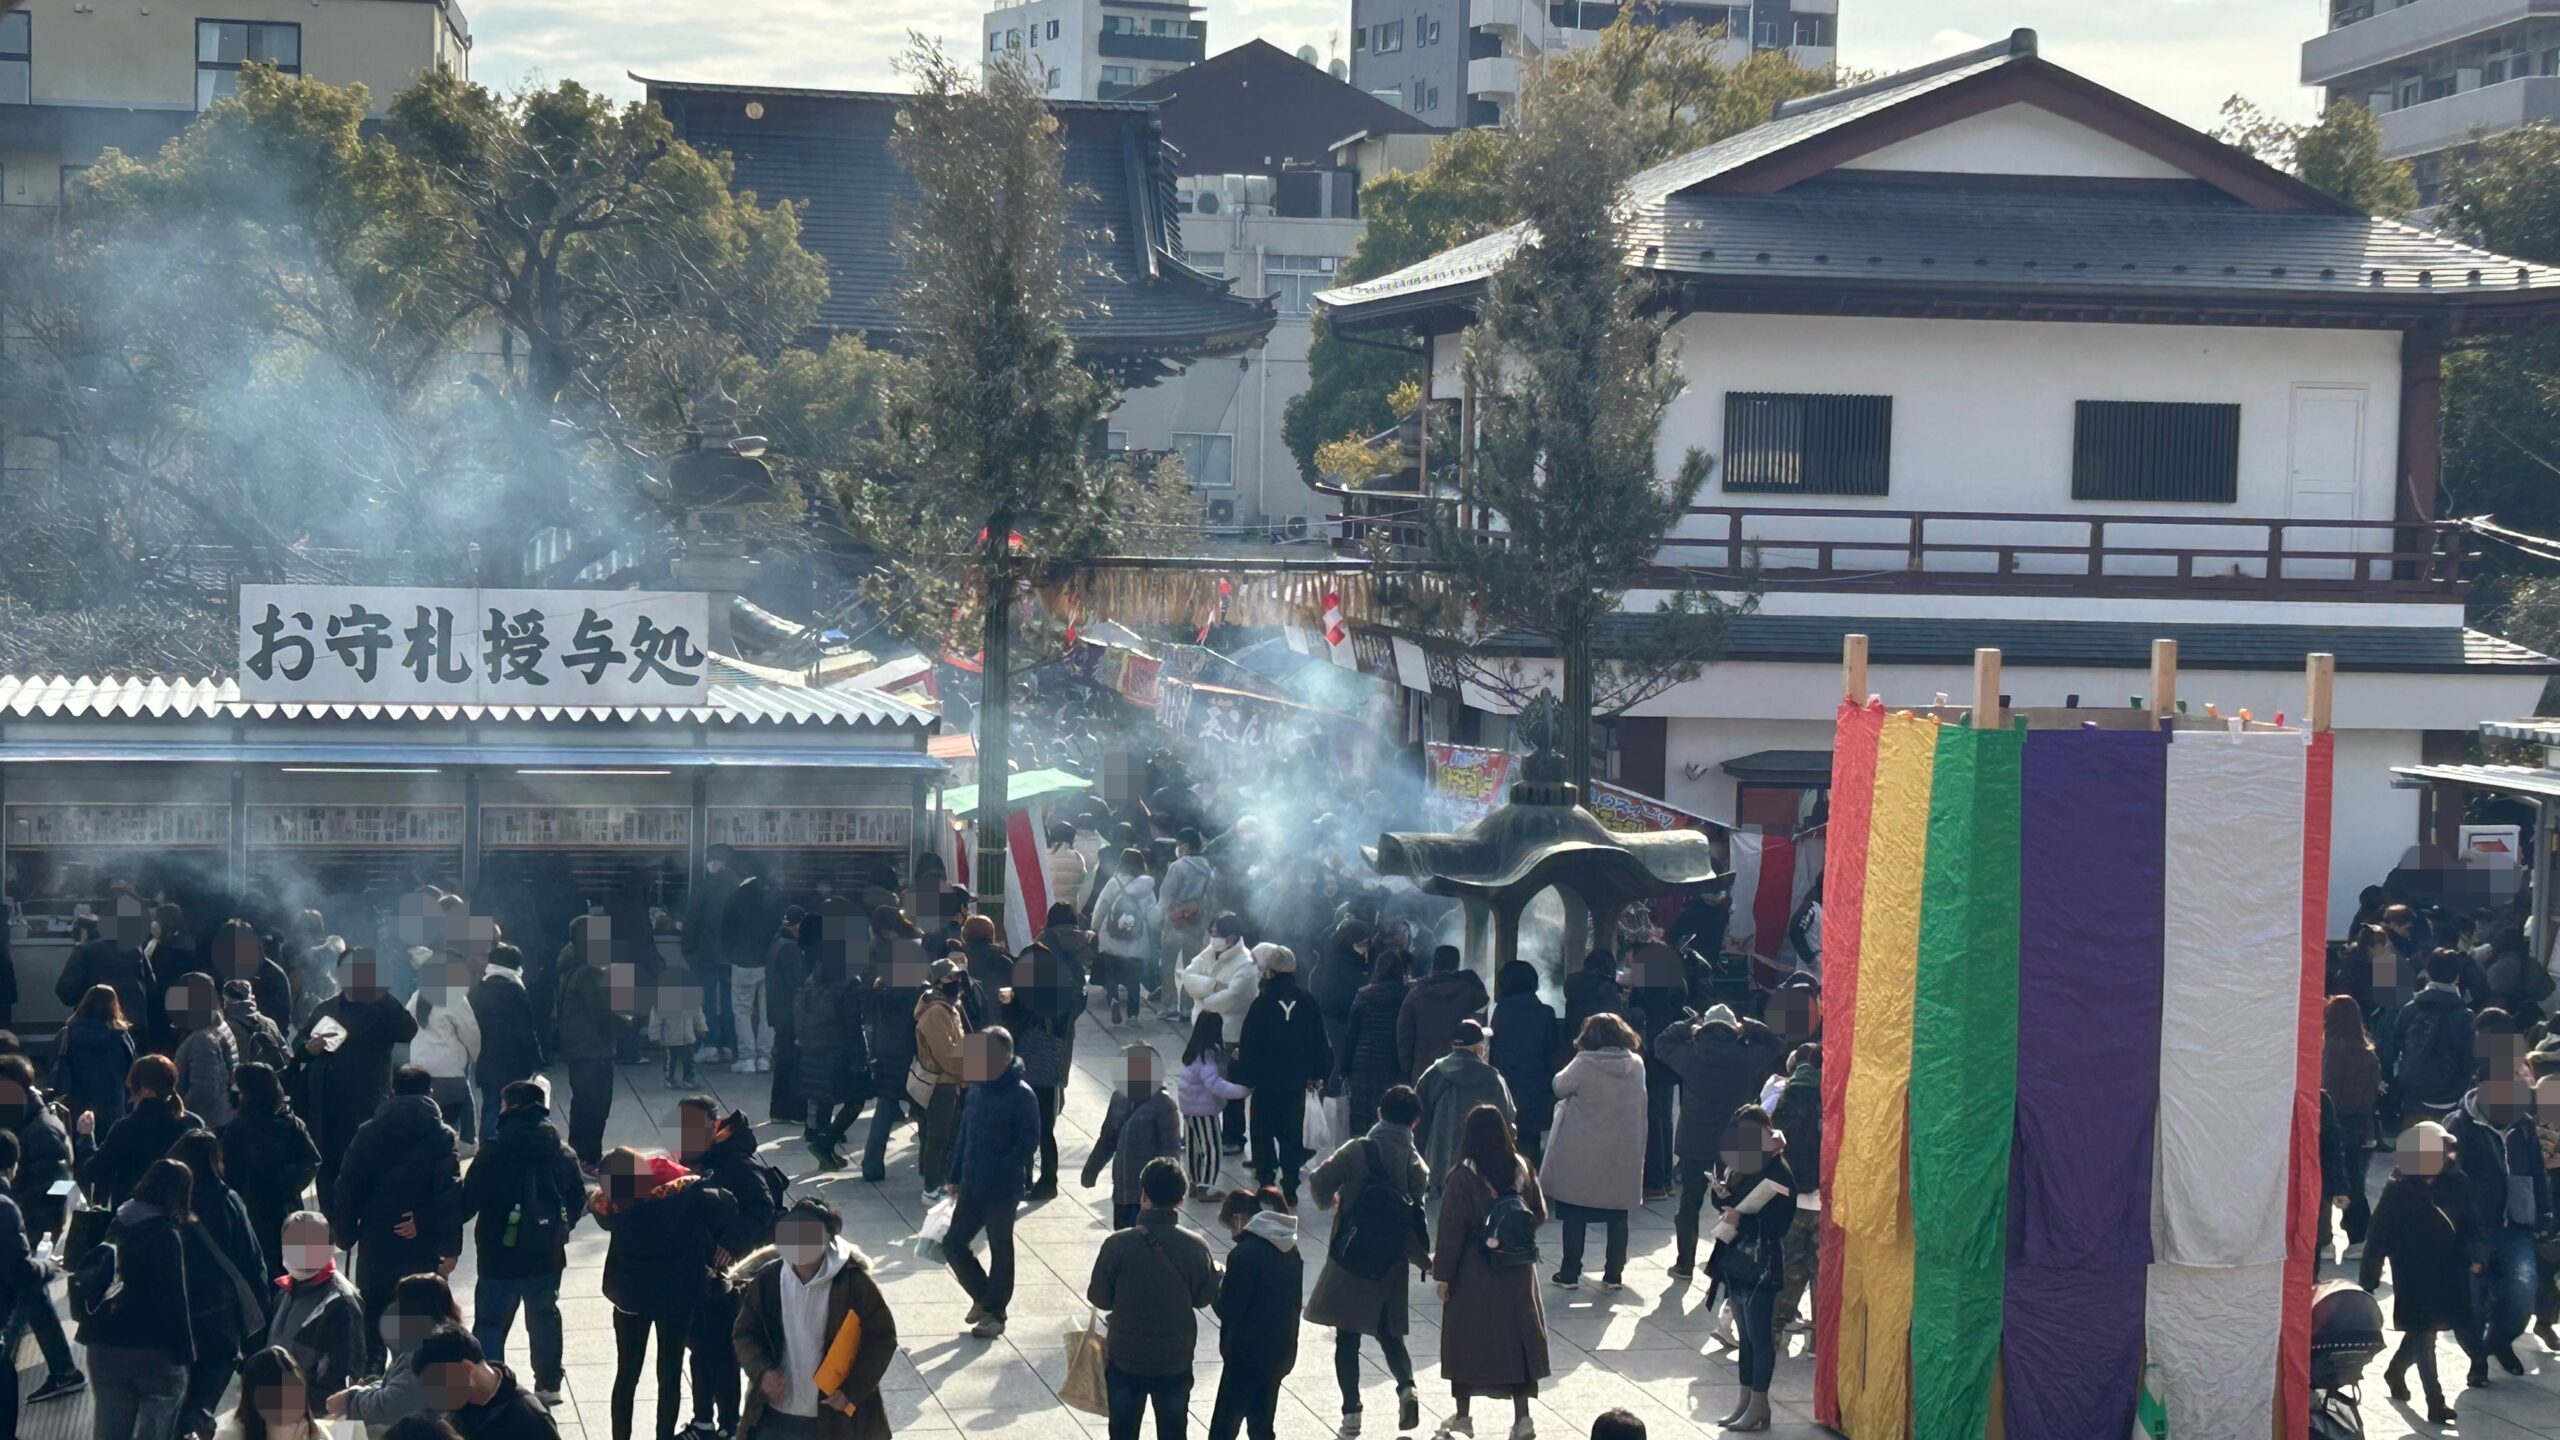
[2379,74,2560,155]
[1097,30,1204,63]
[2303,0,2559,86]
[1334,500,2473,599]
[1467,54,1521,102]
[1470,0,1543,35]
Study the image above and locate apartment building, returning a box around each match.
[1349,0,1838,127]
[983,0,1207,100]
[2303,0,2560,204]
[0,0,467,209]
[1108,41,1441,534]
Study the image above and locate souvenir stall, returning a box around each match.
[1815,638,2335,1440]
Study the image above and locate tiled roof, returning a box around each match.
[1314,32,2560,322]
[1467,616,2560,674]
[0,672,938,729]
[1120,40,1440,177]
[644,78,1273,360]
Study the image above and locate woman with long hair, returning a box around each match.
[168,1128,271,1438]
[222,1062,321,1275]
[1338,948,1413,1137]
[84,1054,200,1208]
[2322,994,2383,1253]
[83,1157,197,1440]
[215,1347,317,1440]
[51,983,138,1130]
[1179,1011,1248,1198]
[1429,1105,1548,1440]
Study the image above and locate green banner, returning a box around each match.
[1908,723,2023,1440]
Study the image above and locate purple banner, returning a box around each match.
[2002,728,2166,1437]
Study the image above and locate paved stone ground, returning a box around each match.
[18,1003,2560,1439]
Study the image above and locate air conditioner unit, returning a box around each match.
[1284,515,1310,541]
[1207,498,1236,525]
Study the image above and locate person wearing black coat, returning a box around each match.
[221,1063,322,1281]
[1486,962,1560,1162]
[1209,1189,1301,1440]
[675,1100,786,1439]
[0,1056,73,1239]
[81,1160,197,1440]
[1234,952,1333,1201]
[2447,1080,2551,1382]
[858,908,925,1184]
[166,1129,269,1438]
[83,1057,203,1209]
[294,951,421,1198]
[330,1070,465,1369]
[591,1148,738,1440]
[1656,1006,1790,1275]
[209,919,295,1047]
[56,907,156,1043]
[2360,1121,2479,1424]
[1013,925,1090,1199]
[471,945,546,1145]
[1311,921,1372,1068]
[795,948,869,1172]
[0,1129,72,1438]
[461,1083,585,1402]
[1335,956,1411,1138]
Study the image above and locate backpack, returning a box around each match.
[1335,1139,1427,1281]
[228,1008,291,1075]
[1477,1166,1540,1270]
[69,1227,121,1323]
[503,1159,567,1255]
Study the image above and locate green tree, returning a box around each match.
[2440,126,2560,589]
[2295,98,2417,216]
[1444,55,1728,796]
[1285,13,1833,478]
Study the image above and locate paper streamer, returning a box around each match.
[1909,725,2021,1440]
[1815,701,1883,1429]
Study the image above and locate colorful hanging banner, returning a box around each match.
[1588,782,1710,835]
[1425,744,1515,830]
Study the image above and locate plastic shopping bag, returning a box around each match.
[913,1194,957,1265]
[1303,1088,1338,1158]
[1061,1310,1110,1415]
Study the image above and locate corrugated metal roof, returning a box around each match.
[2390,763,2560,801]
[2482,720,2560,743]
[0,674,937,730]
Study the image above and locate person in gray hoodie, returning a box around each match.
[1415,1021,1512,1199]
[324,1273,463,1438]
[1082,1044,1183,1229]
[1208,1188,1302,1440]
[1156,832,1217,1013]
[174,973,241,1132]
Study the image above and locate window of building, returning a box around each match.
[1107,431,1129,453]
[1375,19,1404,52]
[58,162,89,211]
[1191,253,1226,278]
[1722,393,1893,495]
[1425,84,1440,111]
[1753,18,1782,47]
[1355,26,1369,49]
[1175,433,1234,488]
[1046,67,1061,90]
[1048,19,1060,39]
[2070,401,2241,503]
[1424,17,1442,44]
[1006,28,1022,48]
[1103,14,1135,33]
[1793,15,1834,47]
[196,20,301,109]
[2401,78,2422,107]
[990,31,1003,51]
[0,12,28,107]
[1100,64,1137,93]
[1029,24,1039,46]
[1267,253,1336,314]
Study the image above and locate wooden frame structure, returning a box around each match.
[1840,633,2338,735]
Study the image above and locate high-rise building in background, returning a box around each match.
[983,0,1208,99]
[2302,0,2550,206]
[1348,0,1838,128]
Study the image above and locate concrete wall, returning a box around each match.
[24,0,460,113]
[985,0,1091,98]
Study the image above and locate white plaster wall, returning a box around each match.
[1658,313,2405,574]
[984,0,1090,96]
[1837,102,2193,179]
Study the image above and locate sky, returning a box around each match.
[472,1,2327,129]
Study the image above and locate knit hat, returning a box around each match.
[1254,943,1297,974]
[1700,1003,1740,1028]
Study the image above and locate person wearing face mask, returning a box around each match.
[1703,1106,1795,1434]
[912,959,971,1201]
[2448,1072,2551,1385]
[269,1211,368,1419]
[293,949,421,1200]
[1208,1188,1302,1440]
[1084,1043,1183,1229]
[2360,1121,2478,1424]
[729,1198,899,1440]
[174,971,242,1132]
[1179,915,1258,1155]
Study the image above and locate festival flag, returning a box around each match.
[1322,590,1346,647]
[1725,829,1826,962]
[1001,803,1053,953]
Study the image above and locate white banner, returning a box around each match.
[239,586,714,706]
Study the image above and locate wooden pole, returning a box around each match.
[2150,638,2179,719]
[1971,648,2002,730]
[1842,633,1869,704]
[2305,652,2335,734]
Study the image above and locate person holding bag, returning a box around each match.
[1704,1106,1796,1434]
[911,960,971,1203]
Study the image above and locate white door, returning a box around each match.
[2287,385,2367,578]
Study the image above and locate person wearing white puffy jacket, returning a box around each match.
[407,956,483,1149]
[1178,915,1258,1155]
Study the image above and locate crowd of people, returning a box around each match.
[2327,887,2560,1427]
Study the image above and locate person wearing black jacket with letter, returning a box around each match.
[1234,948,1332,1203]
[463,1082,585,1405]
[331,1066,466,1370]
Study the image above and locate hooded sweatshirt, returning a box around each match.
[2452,1086,2551,1248]
[1216,1209,1304,1376]
[779,1236,853,1417]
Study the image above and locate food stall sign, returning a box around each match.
[5,804,229,847]
[706,807,912,849]
[247,806,467,849]
[239,586,714,706]
[479,806,694,849]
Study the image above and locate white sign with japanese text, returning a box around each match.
[239,586,715,706]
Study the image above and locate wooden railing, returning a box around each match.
[1331,498,2475,598]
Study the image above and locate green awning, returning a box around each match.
[941,769,1095,819]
